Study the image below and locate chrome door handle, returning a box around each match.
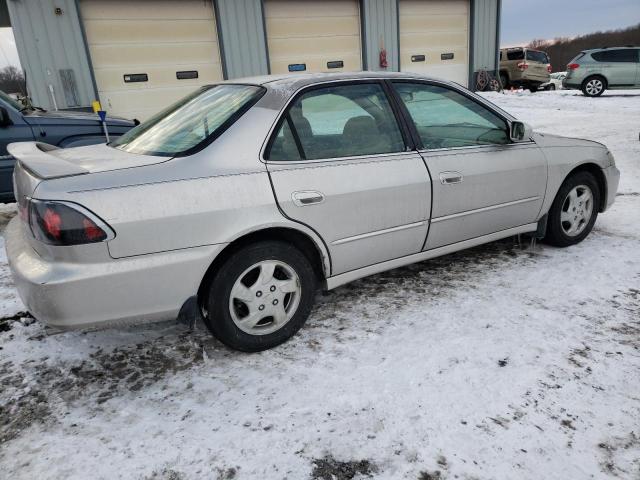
[292,190,325,206]
[439,171,463,185]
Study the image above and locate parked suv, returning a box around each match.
[499,47,551,92]
[563,47,640,97]
[0,90,134,202]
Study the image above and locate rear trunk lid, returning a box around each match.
[8,141,168,203]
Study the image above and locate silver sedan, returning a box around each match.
[5,72,620,351]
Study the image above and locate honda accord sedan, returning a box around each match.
[5,72,620,351]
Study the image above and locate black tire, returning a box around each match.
[544,171,600,247]
[582,75,606,97]
[529,84,538,93]
[499,72,509,89]
[203,241,317,352]
[549,84,556,91]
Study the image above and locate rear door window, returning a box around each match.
[266,83,405,161]
[526,50,549,63]
[592,49,638,62]
[506,49,525,61]
[393,82,510,149]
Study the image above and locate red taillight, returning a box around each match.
[567,63,580,70]
[28,199,112,246]
[42,208,62,240]
[517,62,529,71]
[546,64,552,73]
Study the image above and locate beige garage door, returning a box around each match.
[80,0,223,120]
[264,0,362,74]
[399,0,469,86]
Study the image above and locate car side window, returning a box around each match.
[592,49,637,63]
[266,83,405,161]
[393,82,510,150]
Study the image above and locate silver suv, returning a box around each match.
[563,47,640,96]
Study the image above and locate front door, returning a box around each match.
[0,97,35,199]
[266,81,431,275]
[390,81,547,250]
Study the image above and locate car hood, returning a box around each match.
[533,132,607,150]
[22,109,135,127]
[7,142,168,180]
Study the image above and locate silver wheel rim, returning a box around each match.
[229,260,301,335]
[561,185,594,237]
[586,79,603,95]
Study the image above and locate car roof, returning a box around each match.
[582,46,638,53]
[221,70,456,91]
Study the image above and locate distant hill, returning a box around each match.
[526,23,640,73]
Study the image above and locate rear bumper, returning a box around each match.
[4,217,224,329]
[603,164,620,211]
[562,79,581,89]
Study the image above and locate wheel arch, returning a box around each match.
[196,225,330,310]
[582,73,609,90]
[564,162,607,212]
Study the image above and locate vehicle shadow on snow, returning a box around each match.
[0,235,541,444]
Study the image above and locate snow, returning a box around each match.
[1,89,640,480]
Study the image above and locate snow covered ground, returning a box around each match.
[0,89,639,480]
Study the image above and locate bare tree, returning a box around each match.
[0,66,27,95]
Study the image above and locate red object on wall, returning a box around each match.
[379,49,388,68]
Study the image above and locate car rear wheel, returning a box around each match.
[499,72,509,89]
[549,84,556,91]
[529,84,538,93]
[582,76,606,97]
[203,241,317,352]
[545,171,600,247]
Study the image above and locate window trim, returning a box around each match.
[387,79,521,151]
[262,79,413,163]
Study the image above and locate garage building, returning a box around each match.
[3,0,501,120]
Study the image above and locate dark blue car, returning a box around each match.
[0,90,135,202]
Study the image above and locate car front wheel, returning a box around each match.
[545,172,600,247]
[582,76,606,97]
[204,241,317,352]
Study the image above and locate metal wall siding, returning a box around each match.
[362,0,398,71]
[216,0,269,79]
[6,0,95,109]
[472,0,498,72]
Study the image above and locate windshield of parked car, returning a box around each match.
[111,84,264,157]
[0,90,25,111]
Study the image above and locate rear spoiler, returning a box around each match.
[7,142,89,179]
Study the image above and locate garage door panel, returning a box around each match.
[400,14,468,32]
[400,0,469,86]
[269,53,362,74]
[88,43,221,68]
[81,0,214,20]
[81,0,223,120]
[83,19,219,44]
[266,0,358,18]
[265,0,362,74]
[94,64,222,91]
[267,16,359,38]
[400,0,467,15]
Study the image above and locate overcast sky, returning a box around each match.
[0,27,20,68]
[501,0,640,46]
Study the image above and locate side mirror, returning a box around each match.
[510,121,532,142]
[0,107,13,128]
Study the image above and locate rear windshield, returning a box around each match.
[526,50,549,63]
[506,49,525,61]
[111,84,265,157]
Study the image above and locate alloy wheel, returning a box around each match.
[560,185,594,237]
[585,79,603,96]
[228,260,301,335]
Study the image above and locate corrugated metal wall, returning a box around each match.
[215,0,268,79]
[361,0,398,71]
[472,0,500,72]
[6,0,96,109]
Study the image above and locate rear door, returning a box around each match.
[391,80,547,250]
[591,49,638,86]
[266,81,431,275]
